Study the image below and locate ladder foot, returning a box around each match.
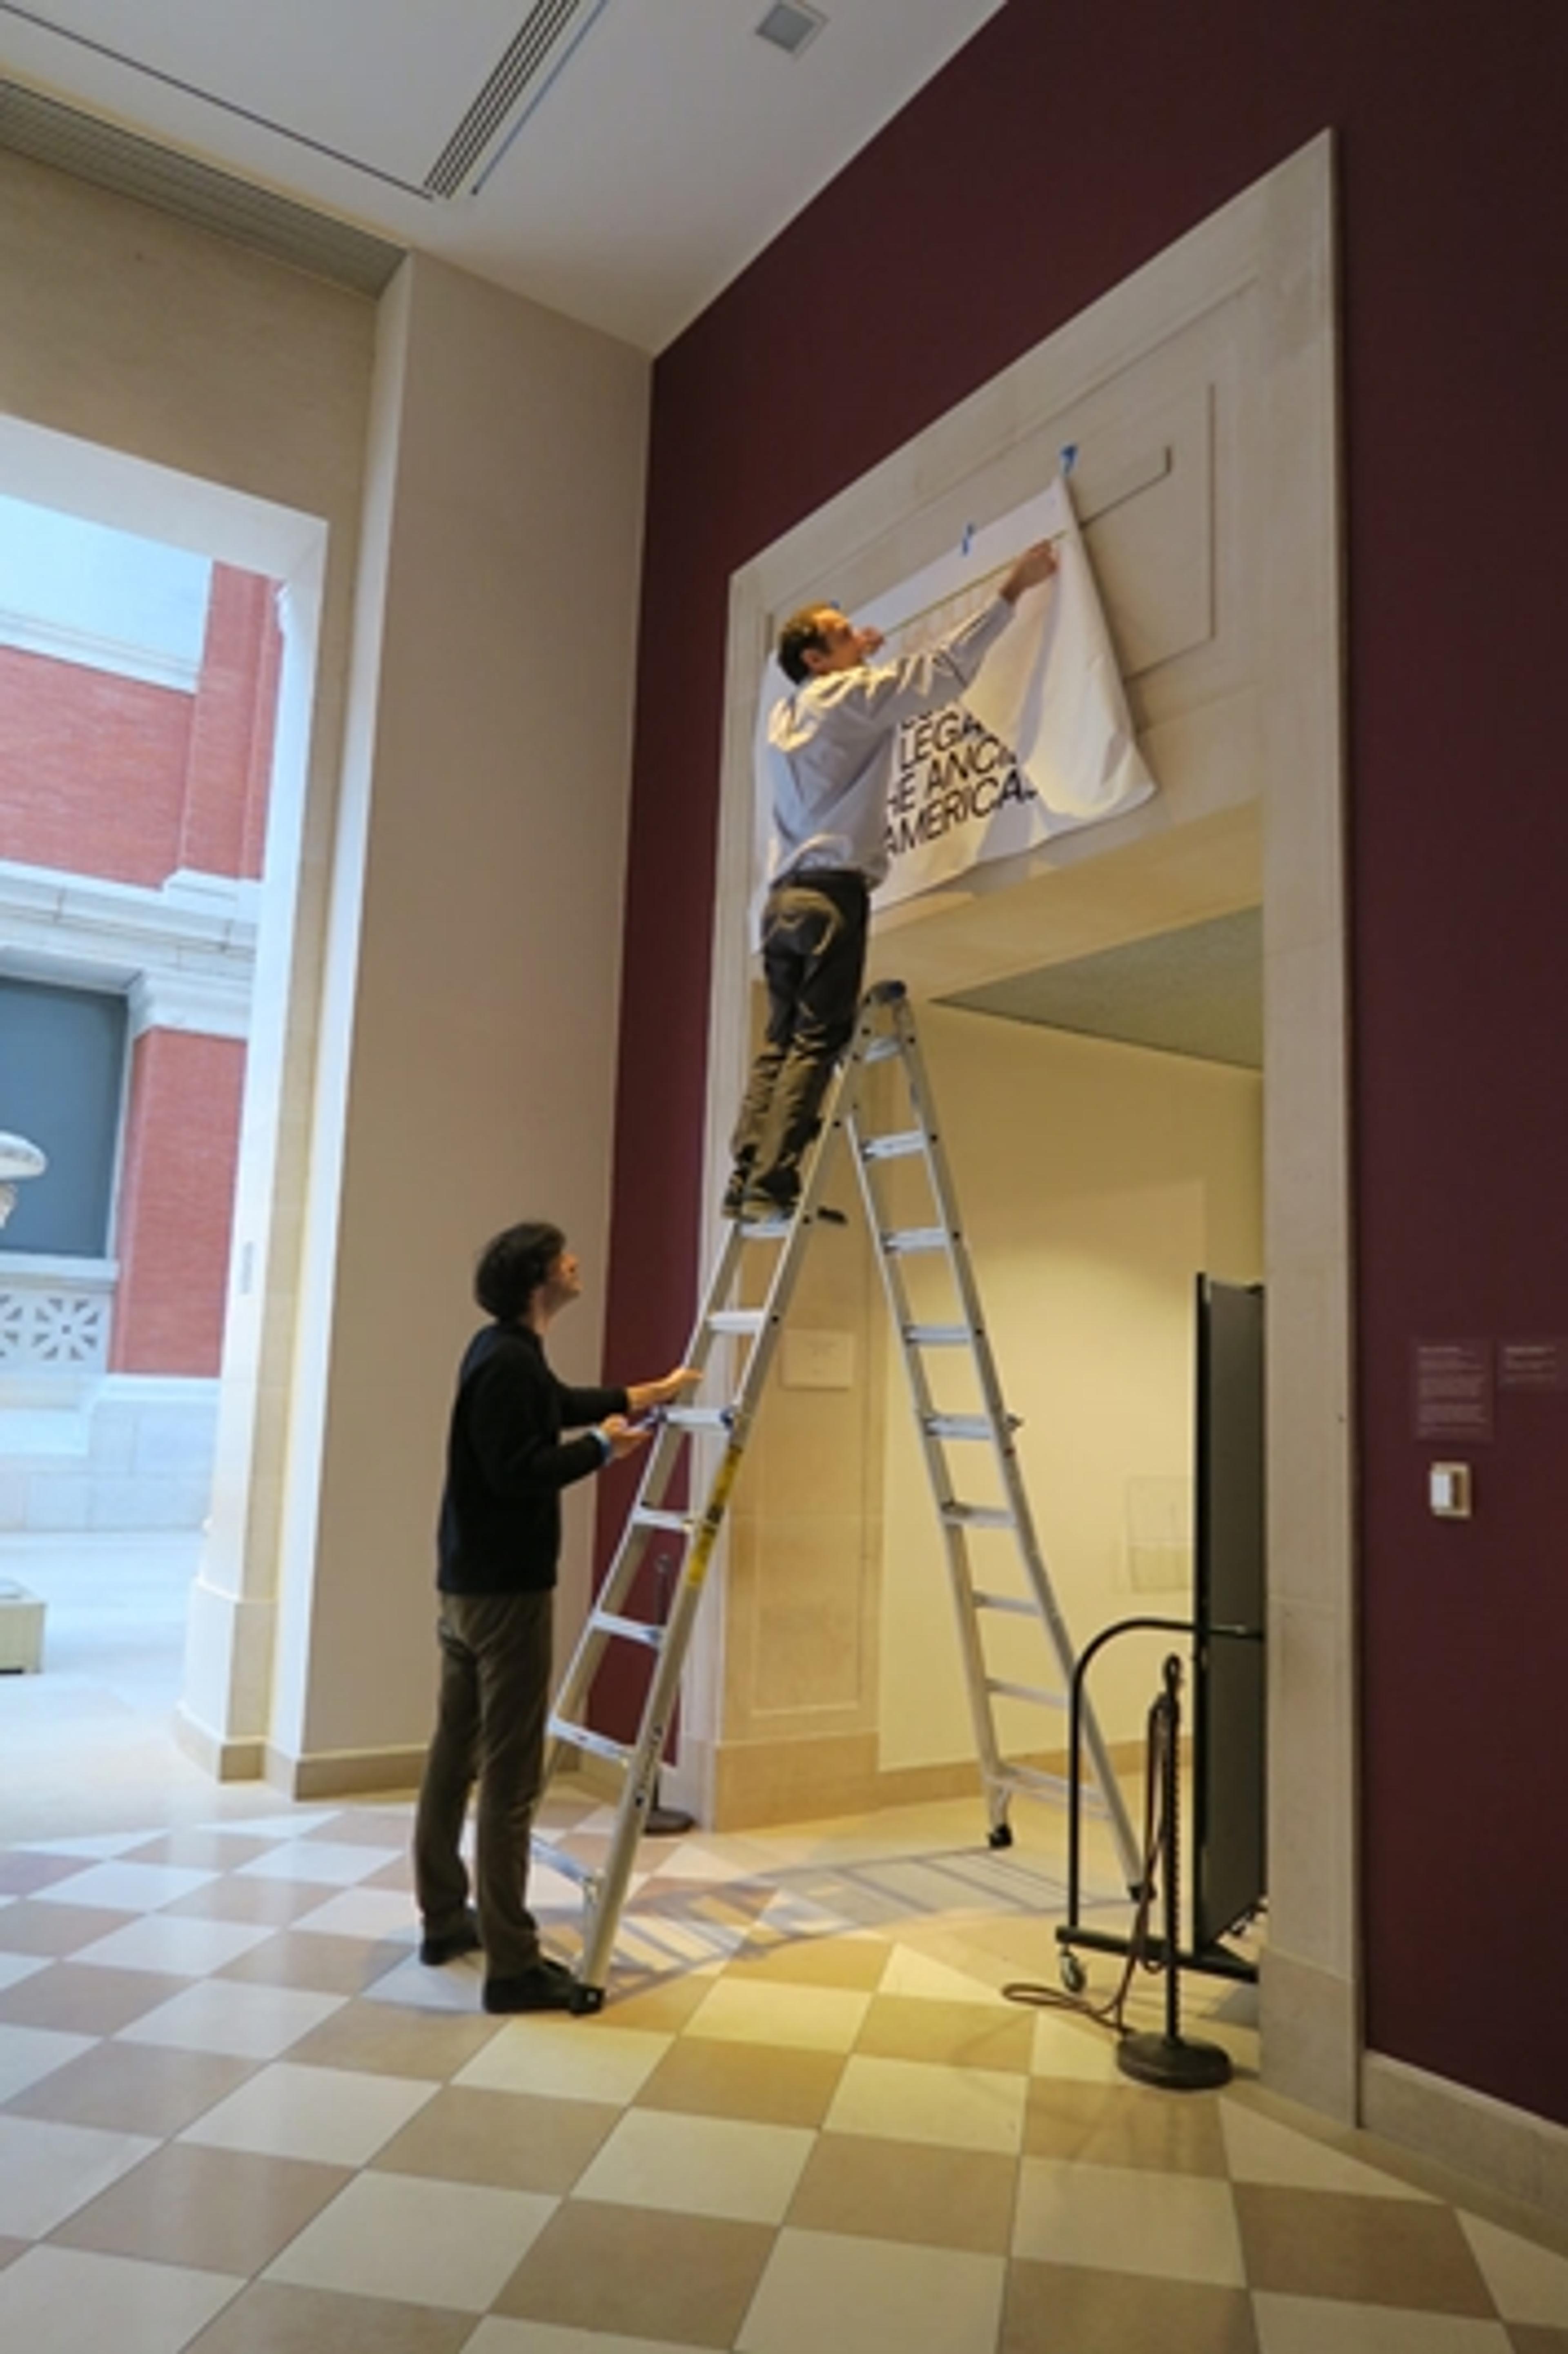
[570,1982,606,2015]
[988,1820,1014,1851]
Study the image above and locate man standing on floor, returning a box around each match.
[414,1220,697,2014]
[726,536,1061,1222]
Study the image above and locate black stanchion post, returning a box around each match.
[1117,1655,1232,2091]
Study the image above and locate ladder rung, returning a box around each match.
[548,1717,633,1768]
[528,1835,599,1889]
[593,1612,665,1652]
[925,1414,993,1441]
[984,1677,1068,1711]
[942,1503,1015,1529]
[663,1406,733,1431]
[634,1507,693,1533]
[999,1762,1109,1814]
[883,1227,950,1255]
[709,1309,766,1336]
[971,1589,1036,1615]
[860,1129,925,1162]
[861,1033,903,1063]
[906,1324,970,1348]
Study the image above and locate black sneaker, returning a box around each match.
[741,1187,846,1228]
[419,1909,482,1966]
[483,1958,577,2013]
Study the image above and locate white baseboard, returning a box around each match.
[1362,2049,1568,2220]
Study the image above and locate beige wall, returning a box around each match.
[0,155,651,1786]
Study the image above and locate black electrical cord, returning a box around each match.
[1000,1686,1173,2039]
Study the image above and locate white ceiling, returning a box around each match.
[0,0,1007,348]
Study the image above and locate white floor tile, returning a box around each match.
[236,1839,399,1886]
[0,1951,49,1991]
[1013,2154,1245,2284]
[1252,2292,1511,2353]
[289,1887,421,1940]
[194,1811,340,1841]
[73,1913,276,1976]
[1460,2211,1568,2326]
[455,2016,671,2104]
[18,1831,156,1860]
[575,2107,813,2224]
[0,2245,243,2354]
[0,2113,157,2236]
[359,1952,485,2012]
[115,1977,346,2059]
[1220,2101,1434,2200]
[738,2226,1006,2354]
[1029,2009,1123,2082]
[466,2326,713,2354]
[265,2169,555,2309]
[877,1945,994,2002]
[0,2019,97,2101]
[179,2058,439,2164]
[824,2053,1026,2154]
[684,1975,871,2052]
[29,1859,217,1912]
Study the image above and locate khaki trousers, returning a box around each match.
[412,1588,552,1980]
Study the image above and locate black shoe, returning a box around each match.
[419,1909,482,1966]
[741,1187,846,1228]
[721,1164,754,1218]
[483,1958,577,2013]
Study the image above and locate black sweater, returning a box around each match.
[436,1323,627,1595]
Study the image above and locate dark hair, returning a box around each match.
[474,1221,564,1322]
[777,605,833,685]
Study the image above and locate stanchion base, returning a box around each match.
[645,1802,697,1836]
[1117,2031,1232,2090]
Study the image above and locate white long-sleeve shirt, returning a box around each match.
[764,593,1016,889]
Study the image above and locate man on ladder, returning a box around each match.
[725,534,1061,1224]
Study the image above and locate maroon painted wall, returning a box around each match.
[604,0,1568,2127]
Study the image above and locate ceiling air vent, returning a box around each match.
[423,0,611,200]
[755,2,826,59]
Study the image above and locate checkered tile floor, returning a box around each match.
[1,1790,1565,2352]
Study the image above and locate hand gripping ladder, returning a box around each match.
[535,978,1139,2009]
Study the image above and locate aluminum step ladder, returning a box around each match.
[535,978,1140,2009]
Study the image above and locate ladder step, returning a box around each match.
[984,1677,1068,1711]
[860,1129,925,1162]
[528,1835,599,1889]
[593,1612,665,1653]
[861,1033,903,1063]
[883,1227,950,1255]
[634,1507,693,1534]
[548,1717,633,1769]
[906,1324,971,1348]
[708,1309,766,1336]
[971,1590,1036,1616]
[925,1414,993,1441]
[942,1503,1015,1530]
[663,1406,734,1431]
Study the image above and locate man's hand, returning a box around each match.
[999,538,1060,603]
[599,1414,653,1461]
[627,1365,702,1413]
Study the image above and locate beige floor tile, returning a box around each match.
[3,2038,255,2135]
[215,1929,408,1997]
[682,1975,871,2054]
[299,1811,411,1849]
[455,2015,672,2104]
[877,1944,1007,2002]
[1510,2328,1568,2352]
[787,2131,1016,2254]
[722,1934,892,1991]
[637,2034,846,2128]
[0,1961,187,2035]
[0,2112,157,2236]
[179,2060,439,2165]
[1025,2076,1230,2174]
[283,1993,502,2077]
[737,2224,1006,2354]
[855,1992,1033,2071]
[265,2170,555,2310]
[185,2279,475,2353]
[1003,2257,1259,2353]
[0,1853,91,1898]
[52,2141,351,2272]
[0,2018,97,2100]
[235,1841,397,1889]
[372,2085,620,2193]
[0,1900,128,1955]
[0,2233,25,2268]
[1463,2215,1568,2327]
[824,2052,1027,2154]
[1236,2185,1497,2313]
[1014,2154,1245,2285]
[1252,2292,1512,2352]
[121,1831,277,1872]
[468,2319,718,2354]
[575,2106,814,2223]
[1029,2007,1125,2082]
[598,1972,719,2032]
[1222,2100,1437,2200]
[116,1977,348,2060]
[492,2197,775,2347]
[28,1859,218,1912]
[0,2243,244,2354]
[160,1877,335,1927]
